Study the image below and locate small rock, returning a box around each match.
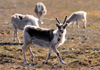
[57,65,62,68]
[85,51,90,53]
[67,38,70,40]
[82,41,85,43]
[42,62,46,64]
[62,48,66,50]
[51,58,54,61]
[17,49,22,52]
[31,63,37,66]
[10,67,14,69]
[74,68,76,70]
[71,37,74,39]
[7,30,10,34]
[74,48,78,50]
[51,65,55,69]
[69,48,72,50]
[4,22,9,24]
[91,68,94,69]
[24,67,28,69]
[71,40,74,42]
[79,37,81,39]
[84,38,88,40]
[15,67,20,69]
[90,48,93,50]
[37,50,41,53]
[87,66,90,68]
[82,36,86,38]
[2,60,9,63]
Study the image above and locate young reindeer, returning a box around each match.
[66,11,87,28]
[34,2,47,24]
[22,16,68,64]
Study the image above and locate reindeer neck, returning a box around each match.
[52,28,66,47]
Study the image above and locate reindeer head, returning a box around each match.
[37,3,43,12]
[55,16,68,33]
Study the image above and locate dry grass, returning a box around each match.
[0,0,100,70]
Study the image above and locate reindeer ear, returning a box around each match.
[63,23,68,29]
[19,16,23,20]
[55,23,60,28]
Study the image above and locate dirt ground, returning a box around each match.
[0,0,100,70]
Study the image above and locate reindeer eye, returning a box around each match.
[63,26,65,29]
[58,26,61,29]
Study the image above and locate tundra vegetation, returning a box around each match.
[0,0,100,70]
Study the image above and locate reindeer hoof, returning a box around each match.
[13,40,15,42]
[23,60,28,63]
[40,22,43,24]
[18,40,21,43]
[43,62,48,64]
[83,27,86,29]
[41,22,43,24]
[60,61,66,64]
[30,58,33,61]
[39,21,43,24]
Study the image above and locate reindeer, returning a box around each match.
[34,2,47,24]
[11,13,39,43]
[22,16,69,64]
[66,11,87,28]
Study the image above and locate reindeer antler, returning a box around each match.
[63,16,67,24]
[55,18,60,24]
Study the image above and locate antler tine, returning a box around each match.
[55,18,60,24]
[63,16,67,24]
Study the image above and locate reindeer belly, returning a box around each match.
[32,37,50,48]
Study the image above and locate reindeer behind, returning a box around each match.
[11,13,39,43]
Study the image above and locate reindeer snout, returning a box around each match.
[60,30,63,33]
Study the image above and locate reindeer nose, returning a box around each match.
[60,30,63,33]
